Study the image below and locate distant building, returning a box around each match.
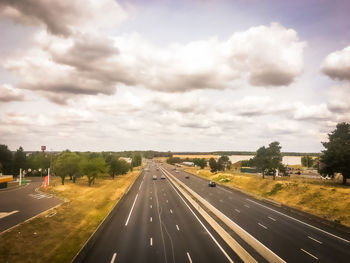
[182,162,194,166]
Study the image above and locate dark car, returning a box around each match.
[185,175,190,179]
[208,181,216,187]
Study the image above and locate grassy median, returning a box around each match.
[0,169,140,263]
[184,167,350,227]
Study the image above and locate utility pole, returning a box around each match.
[19,168,22,186]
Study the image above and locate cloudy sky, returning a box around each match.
[1,0,350,152]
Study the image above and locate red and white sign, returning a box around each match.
[42,176,48,189]
[41,145,46,151]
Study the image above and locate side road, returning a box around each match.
[0,177,63,233]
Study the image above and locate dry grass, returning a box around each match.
[173,154,218,159]
[0,169,140,263]
[184,167,350,227]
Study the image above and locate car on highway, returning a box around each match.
[175,170,179,173]
[185,175,190,179]
[152,175,157,180]
[208,181,216,187]
[161,175,166,179]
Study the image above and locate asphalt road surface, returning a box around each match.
[83,162,241,263]
[162,163,350,263]
[0,177,63,233]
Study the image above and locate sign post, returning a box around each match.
[48,168,50,186]
[19,168,22,186]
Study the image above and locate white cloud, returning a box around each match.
[293,103,331,121]
[2,23,306,103]
[321,45,350,81]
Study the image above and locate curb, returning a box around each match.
[71,170,143,263]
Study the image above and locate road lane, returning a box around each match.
[162,164,350,263]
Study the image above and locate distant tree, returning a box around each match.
[209,158,218,173]
[27,152,50,176]
[252,141,282,180]
[320,122,350,185]
[54,152,81,185]
[301,155,314,168]
[218,155,231,171]
[80,156,107,186]
[166,157,182,165]
[0,144,13,174]
[193,158,207,169]
[109,157,130,179]
[132,154,142,167]
[13,146,27,175]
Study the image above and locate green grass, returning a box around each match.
[184,167,350,227]
[0,169,140,263]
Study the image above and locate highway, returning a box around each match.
[161,163,350,263]
[82,162,241,263]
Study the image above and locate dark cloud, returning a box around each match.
[0,85,26,102]
[249,68,295,87]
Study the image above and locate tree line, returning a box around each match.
[166,157,207,169]
[0,147,143,186]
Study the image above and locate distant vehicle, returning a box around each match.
[185,175,190,179]
[208,181,216,187]
[152,175,157,180]
[175,170,179,173]
[156,168,159,171]
[161,175,166,179]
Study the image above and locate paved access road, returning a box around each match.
[162,164,350,263]
[0,177,63,233]
[83,161,241,263]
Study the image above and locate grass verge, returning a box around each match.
[184,167,350,227]
[0,169,140,263]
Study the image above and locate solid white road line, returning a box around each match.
[125,193,139,226]
[234,209,240,213]
[176,224,180,231]
[186,252,193,263]
[247,198,350,243]
[268,216,276,222]
[0,210,19,219]
[110,253,117,263]
[139,181,143,190]
[150,237,153,246]
[170,209,173,214]
[167,178,234,263]
[300,248,318,260]
[258,223,268,230]
[308,236,322,244]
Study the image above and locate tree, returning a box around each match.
[218,155,231,171]
[109,157,130,179]
[193,158,207,169]
[54,152,81,185]
[209,158,218,173]
[80,156,107,186]
[13,146,27,175]
[320,122,350,185]
[132,154,142,167]
[301,155,314,168]
[252,141,282,180]
[0,144,13,175]
[166,157,182,165]
[27,152,50,176]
